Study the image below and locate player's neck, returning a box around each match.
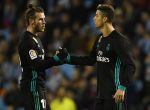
[27,26,38,37]
[100,23,115,37]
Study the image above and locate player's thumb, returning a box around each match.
[113,94,116,98]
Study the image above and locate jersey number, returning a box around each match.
[41,99,46,109]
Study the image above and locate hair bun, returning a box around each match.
[28,3,34,9]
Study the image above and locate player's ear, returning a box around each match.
[103,16,107,23]
[29,18,35,25]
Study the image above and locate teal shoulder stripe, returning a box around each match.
[33,91,41,110]
[114,57,121,90]
[116,103,123,110]
[117,58,121,86]
[30,71,41,110]
[36,91,41,110]
[114,58,118,85]
[30,70,38,91]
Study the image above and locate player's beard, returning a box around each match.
[35,25,45,32]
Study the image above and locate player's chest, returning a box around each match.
[96,38,115,63]
[33,38,45,60]
[36,44,45,59]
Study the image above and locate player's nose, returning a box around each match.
[43,19,46,24]
[93,15,96,20]
[93,16,96,22]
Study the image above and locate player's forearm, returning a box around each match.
[31,58,62,71]
[67,56,95,66]
[117,57,136,92]
[115,38,136,88]
[121,62,136,87]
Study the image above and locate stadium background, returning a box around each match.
[0,0,149,110]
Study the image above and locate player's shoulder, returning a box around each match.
[111,30,131,48]
[19,31,36,47]
[20,31,36,45]
[111,30,128,41]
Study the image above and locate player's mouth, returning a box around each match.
[42,26,45,29]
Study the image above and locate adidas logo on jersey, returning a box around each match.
[97,50,110,62]
[97,56,110,62]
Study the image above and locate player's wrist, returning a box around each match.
[53,55,60,62]
[53,53,69,63]
[65,54,71,63]
[118,85,126,91]
[55,48,70,63]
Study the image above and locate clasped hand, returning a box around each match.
[53,47,70,63]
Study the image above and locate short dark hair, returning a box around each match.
[97,4,114,22]
[25,4,44,25]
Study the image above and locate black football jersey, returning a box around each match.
[18,31,60,89]
[68,30,136,99]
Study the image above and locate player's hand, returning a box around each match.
[57,47,69,60]
[55,50,60,55]
[113,89,125,103]
[53,47,70,63]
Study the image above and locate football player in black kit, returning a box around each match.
[62,4,136,110]
[18,4,69,110]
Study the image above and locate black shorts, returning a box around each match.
[93,98,127,110]
[20,86,50,110]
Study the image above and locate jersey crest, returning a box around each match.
[29,49,37,60]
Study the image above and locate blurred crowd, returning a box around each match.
[0,0,150,110]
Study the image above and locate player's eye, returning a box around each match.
[39,18,46,22]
